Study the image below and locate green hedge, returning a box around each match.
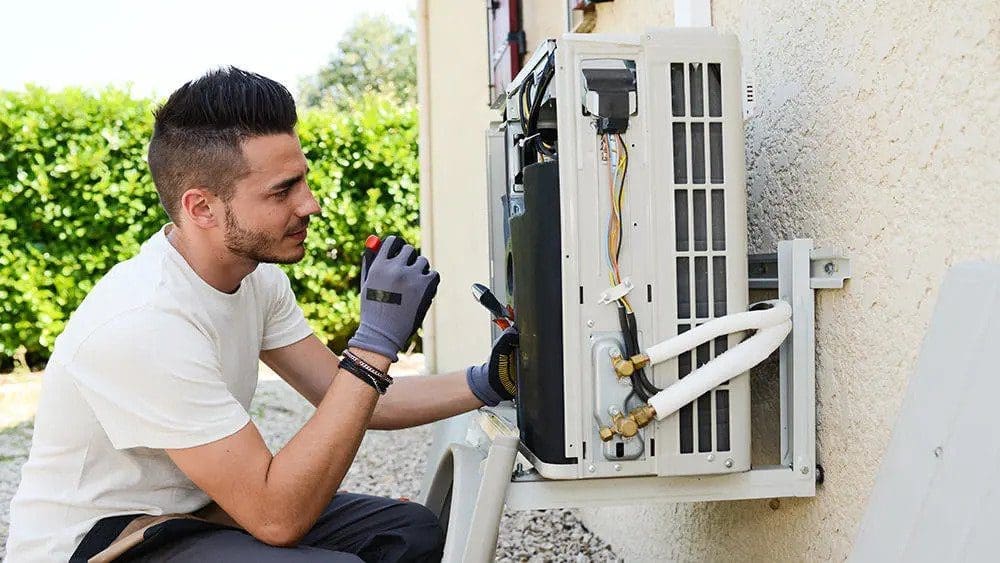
[0,87,418,369]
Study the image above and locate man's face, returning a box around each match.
[222,133,320,264]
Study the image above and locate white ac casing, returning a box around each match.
[487,28,751,480]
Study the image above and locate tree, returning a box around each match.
[299,14,416,108]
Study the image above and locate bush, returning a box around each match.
[292,96,420,350]
[0,87,419,369]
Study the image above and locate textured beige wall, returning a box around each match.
[575,1,1000,560]
[418,0,496,373]
[522,1,565,52]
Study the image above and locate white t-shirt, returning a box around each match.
[4,226,313,562]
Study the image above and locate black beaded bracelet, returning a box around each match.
[339,351,393,395]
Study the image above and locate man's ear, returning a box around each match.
[179,188,221,229]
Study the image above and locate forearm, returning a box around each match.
[262,348,387,539]
[369,370,483,430]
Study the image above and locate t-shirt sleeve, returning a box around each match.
[70,309,251,450]
[260,265,313,350]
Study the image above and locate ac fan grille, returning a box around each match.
[671,60,731,455]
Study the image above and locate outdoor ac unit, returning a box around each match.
[422,29,848,559]
[485,28,750,480]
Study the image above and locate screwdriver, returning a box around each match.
[362,235,381,274]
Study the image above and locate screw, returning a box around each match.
[613,464,622,472]
[587,464,596,473]
[824,262,835,274]
[800,466,810,474]
[587,319,595,328]
[934,446,943,458]
[768,499,780,510]
[724,458,734,468]
[706,454,715,462]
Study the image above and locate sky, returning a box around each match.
[0,0,416,100]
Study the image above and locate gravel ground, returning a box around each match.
[1,371,619,561]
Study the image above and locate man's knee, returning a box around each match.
[384,501,445,559]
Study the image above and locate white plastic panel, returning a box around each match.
[554,28,750,479]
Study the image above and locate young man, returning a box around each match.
[5,67,517,561]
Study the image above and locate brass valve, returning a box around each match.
[616,413,639,438]
[629,405,656,427]
[610,351,634,378]
[611,352,651,378]
[598,405,657,441]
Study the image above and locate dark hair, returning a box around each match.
[148,66,297,222]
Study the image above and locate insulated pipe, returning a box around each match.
[648,320,792,420]
[645,300,791,365]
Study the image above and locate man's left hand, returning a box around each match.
[466,327,519,407]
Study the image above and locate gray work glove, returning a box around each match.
[466,326,519,406]
[348,235,440,362]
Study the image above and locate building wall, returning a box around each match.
[421,0,1000,559]
[417,0,497,372]
[577,1,1000,560]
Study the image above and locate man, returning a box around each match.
[5,67,517,561]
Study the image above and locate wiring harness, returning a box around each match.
[600,133,663,410]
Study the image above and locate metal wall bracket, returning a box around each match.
[420,239,850,562]
[749,245,852,290]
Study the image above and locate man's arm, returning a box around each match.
[167,235,441,547]
[261,334,483,430]
[165,347,386,547]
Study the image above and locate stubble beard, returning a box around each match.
[223,205,303,265]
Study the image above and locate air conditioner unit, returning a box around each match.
[487,28,750,479]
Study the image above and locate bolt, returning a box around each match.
[800,466,810,474]
[613,464,622,472]
[824,262,835,274]
[934,446,943,458]
[587,319,595,328]
[724,458,734,468]
[706,454,715,462]
[587,464,596,473]
[768,499,780,510]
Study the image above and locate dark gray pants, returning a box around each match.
[134,493,444,562]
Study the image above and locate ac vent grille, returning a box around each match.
[670,60,732,457]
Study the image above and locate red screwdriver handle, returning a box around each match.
[362,235,381,277]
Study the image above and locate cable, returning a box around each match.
[603,132,662,399]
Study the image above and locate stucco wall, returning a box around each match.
[418,0,496,373]
[575,1,1000,560]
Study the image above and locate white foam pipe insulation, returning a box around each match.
[646,300,791,365]
[644,300,792,420]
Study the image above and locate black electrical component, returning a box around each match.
[581,64,637,134]
[509,160,576,466]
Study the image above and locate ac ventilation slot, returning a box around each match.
[670,60,734,458]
